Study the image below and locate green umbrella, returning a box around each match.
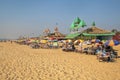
[78,20,86,28]
[70,22,75,29]
[74,17,81,24]
[92,22,96,26]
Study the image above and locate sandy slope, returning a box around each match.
[0,42,120,80]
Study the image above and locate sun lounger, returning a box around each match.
[97,52,112,62]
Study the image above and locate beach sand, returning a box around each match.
[0,42,120,80]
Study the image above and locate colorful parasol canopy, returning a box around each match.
[74,39,83,44]
[91,39,100,43]
[28,39,36,43]
[40,40,47,44]
[67,39,72,43]
[105,40,120,46]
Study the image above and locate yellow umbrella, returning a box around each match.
[67,39,72,43]
[40,40,47,43]
[29,39,35,43]
[74,39,83,44]
[79,39,83,42]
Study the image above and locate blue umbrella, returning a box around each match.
[91,39,100,43]
[105,40,120,46]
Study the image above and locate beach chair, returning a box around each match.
[87,47,96,55]
[97,52,111,62]
[30,42,40,49]
[82,48,89,54]
[52,42,59,48]
[110,51,118,59]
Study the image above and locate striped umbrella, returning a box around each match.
[105,40,120,46]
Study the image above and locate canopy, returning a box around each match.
[91,39,100,43]
[40,40,47,44]
[78,20,86,28]
[70,22,75,29]
[65,33,80,39]
[92,22,96,26]
[74,39,83,44]
[74,17,81,24]
[70,17,86,30]
[82,33,115,36]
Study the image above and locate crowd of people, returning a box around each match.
[62,40,118,62]
[4,38,118,62]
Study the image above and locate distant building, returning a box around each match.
[42,27,65,40]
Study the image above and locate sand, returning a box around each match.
[0,42,120,80]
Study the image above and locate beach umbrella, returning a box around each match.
[40,40,47,44]
[67,39,72,43]
[105,40,120,46]
[95,43,100,46]
[101,40,106,43]
[78,20,86,28]
[79,39,84,42]
[95,42,103,46]
[28,39,35,43]
[49,37,55,40]
[70,22,75,30]
[62,40,66,43]
[74,17,81,24]
[35,40,39,43]
[91,39,100,43]
[74,40,79,44]
[74,39,83,44]
[92,22,96,26]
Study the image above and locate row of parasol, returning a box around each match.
[18,39,120,46]
[65,39,120,46]
[91,39,120,46]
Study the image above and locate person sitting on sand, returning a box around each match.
[90,46,96,55]
[62,43,68,51]
[105,45,112,52]
[71,44,76,51]
[97,48,111,62]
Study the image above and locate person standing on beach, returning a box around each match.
[11,40,12,44]
[79,42,83,50]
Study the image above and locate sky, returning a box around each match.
[0,0,120,39]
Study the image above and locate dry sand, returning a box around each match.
[0,42,120,80]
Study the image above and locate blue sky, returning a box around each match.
[0,0,120,39]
